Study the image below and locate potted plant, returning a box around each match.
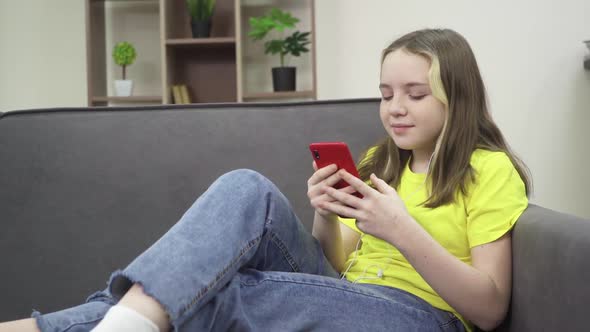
[112,41,137,97]
[186,0,216,38]
[248,8,310,92]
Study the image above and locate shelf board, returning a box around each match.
[165,37,236,47]
[92,96,163,103]
[89,0,158,2]
[240,0,279,8]
[242,90,315,101]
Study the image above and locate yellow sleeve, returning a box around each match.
[466,152,528,248]
[338,216,362,233]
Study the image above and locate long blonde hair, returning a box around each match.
[358,29,532,208]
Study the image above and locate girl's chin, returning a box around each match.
[390,136,416,150]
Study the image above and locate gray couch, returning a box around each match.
[1,99,588,331]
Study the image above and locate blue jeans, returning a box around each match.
[33,169,465,332]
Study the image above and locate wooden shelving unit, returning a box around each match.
[237,0,316,102]
[86,0,162,107]
[161,0,238,104]
[85,0,316,106]
[92,96,163,104]
[165,37,236,46]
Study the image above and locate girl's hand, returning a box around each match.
[307,162,359,219]
[319,169,413,243]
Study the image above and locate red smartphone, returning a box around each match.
[309,142,363,199]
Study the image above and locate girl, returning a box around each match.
[0,28,530,332]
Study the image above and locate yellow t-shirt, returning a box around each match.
[338,148,528,331]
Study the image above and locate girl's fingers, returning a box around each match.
[370,173,396,195]
[340,185,358,195]
[308,164,338,186]
[324,186,363,209]
[321,200,359,219]
[311,194,348,211]
[308,168,343,198]
[338,170,375,197]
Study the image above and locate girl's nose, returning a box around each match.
[388,96,408,116]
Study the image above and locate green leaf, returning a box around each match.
[112,41,137,66]
[248,8,311,63]
[264,39,285,55]
[186,0,216,21]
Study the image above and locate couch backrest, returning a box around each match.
[504,204,590,332]
[3,100,589,332]
[0,99,383,320]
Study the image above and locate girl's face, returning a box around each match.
[379,49,446,158]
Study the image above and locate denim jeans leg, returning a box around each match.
[104,169,339,330]
[33,168,465,332]
[32,290,115,332]
[180,269,463,332]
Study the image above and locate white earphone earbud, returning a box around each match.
[377,269,384,278]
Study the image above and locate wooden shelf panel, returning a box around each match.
[241,0,302,8]
[166,37,236,46]
[90,0,157,2]
[92,96,163,103]
[242,90,315,101]
[168,47,237,103]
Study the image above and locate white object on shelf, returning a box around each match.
[114,80,134,97]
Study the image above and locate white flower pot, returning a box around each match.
[114,80,133,97]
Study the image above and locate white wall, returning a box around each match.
[1,0,589,218]
[0,0,87,111]
[315,0,590,218]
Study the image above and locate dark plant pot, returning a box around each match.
[272,67,296,92]
[191,20,211,38]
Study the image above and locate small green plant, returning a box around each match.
[112,41,136,80]
[186,0,216,22]
[248,8,310,67]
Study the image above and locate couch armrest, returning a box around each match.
[500,204,590,331]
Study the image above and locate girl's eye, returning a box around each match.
[409,94,426,100]
[381,95,393,101]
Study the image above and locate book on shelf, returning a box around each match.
[171,85,182,104]
[171,84,192,104]
[180,85,191,104]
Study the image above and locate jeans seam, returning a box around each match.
[240,275,433,318]
[179,234,262,317]
[268,221,300,272]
